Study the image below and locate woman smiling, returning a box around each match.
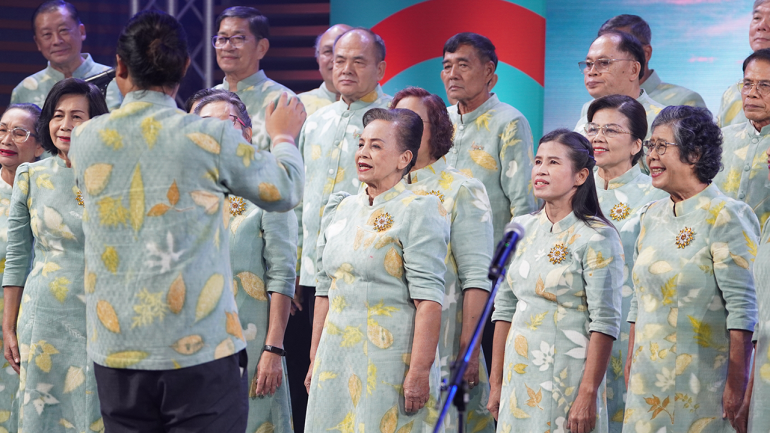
[305,108,449,433]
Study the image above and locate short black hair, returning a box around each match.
[216,6,269,40]
[651,106,722,184]
[192,89,252,129]
[595,30,646,81]
[743,48,770,72]
[37,78,108,155]
[599,14,651,46]
[32,0,80,31]
[587,94,647,165]
[185,88,220,113]
[443,33,498,70]
[362,108,423,175]
[117,10,189,89]
[334,27,386,63]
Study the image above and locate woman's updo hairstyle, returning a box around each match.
[117,10,189,89]
[539,128,611,227]
[362,108,423,175]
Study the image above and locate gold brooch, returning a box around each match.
[428,190,445,203]
[609,203,630,221]
[548,243,569,264]
[675,227,694,249]
[373,212,393,232]
[229,196,245,216]
[75,189,84,207]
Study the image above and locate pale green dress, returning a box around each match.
[3,157,102,433]
[624,184,759,433]
[306,184,450,433]
[0,174,18,433]
[640,71,707,108]
[716,83,746,128]
[492,210,624,433]
[749,217,770,433]
[228,197,296,433]
[713,121,770,227]
[298,84,337,116]
[407,158,495,433]
[575,90,666,140]
[594,165,667,432]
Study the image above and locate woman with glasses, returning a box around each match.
[584,94,667,432]
[0,103,44,428]
[191,89,296,433]
[622,106,758,433]
[2,78,108,432]
[488,129,623,433]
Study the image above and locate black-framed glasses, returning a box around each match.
[0,126,35,143]
[739,80,770,97]
[643,139,678,156]
[578,58,635,74]
[584,122,631,138]
[229,114,247,128]
[212,35,248,49]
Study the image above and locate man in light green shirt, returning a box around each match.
[11,0,122,111]
[575,31,666,138]
[298,24,351,116]
[714,49,770,227]
[213,6,297,151]
[717,0,770,127]
[598,14,706,108]
[297,28,391,289]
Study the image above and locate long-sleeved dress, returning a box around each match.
[594,166,667,432]
[2,157,102,433]
[624,183,759,433]
[305,183,450,433]
[0,174,18,433]
[492,210,624,433]
[749,217,770,433]
[228,197,296,433]
[407,158,495,433]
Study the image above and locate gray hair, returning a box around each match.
[193,90,252,129]
[755,0,770,10]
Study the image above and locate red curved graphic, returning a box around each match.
[372,0,545,86]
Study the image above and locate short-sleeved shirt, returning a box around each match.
[297,85,392,287]
[298,84,337,116]
[70,90,304,370]
[640,70,707,108]
[713,121,770,226]
[575,89,666,140]
[11,53,123,111]
[717,82,747,128]
[447,94,536,244]
[214,70,297,151]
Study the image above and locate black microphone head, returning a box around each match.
[503,222,525,239]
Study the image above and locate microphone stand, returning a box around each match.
[433,224,523,433]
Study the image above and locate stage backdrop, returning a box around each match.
[331,0,546,141]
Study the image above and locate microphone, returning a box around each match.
[488,222,525,280]
[84,68,116,97]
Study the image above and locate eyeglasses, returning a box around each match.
[584,122,631,138]
[0,126,35,143]
[578,58,635,74]
[212,35,248,49]
[229,114,247,128]
[643,139,678,156]
[739,80,770,97]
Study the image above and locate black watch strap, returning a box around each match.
[263,345,287,356]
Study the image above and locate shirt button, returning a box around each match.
[739,192,746,199]
[459,125,464,131]
[328,169,334,175]
[752,138,759,143]
[744,164,751,171]
[452,148,457,154]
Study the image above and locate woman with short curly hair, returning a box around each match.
[623,105,759,433]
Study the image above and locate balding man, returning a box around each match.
[213,6,298,151]
[297,27,392,295]
[599,14,706,108]
[298,24,352,116]
[575,30,666,138]
[11,0,122,110]
[718,0,770,127]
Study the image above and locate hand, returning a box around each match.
[3,327,20,374]
[265,92,306,143]
[291,280,304,316]
[487,383,501,421]
[403,367,431,413]
[733,400,750,433]
[304,359,314,394]
[462,350,480,389]
[723,379,745,428]
[251,351,283,398]
[566,390,597,433]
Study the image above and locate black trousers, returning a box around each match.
[93,350,248,433]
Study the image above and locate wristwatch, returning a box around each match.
[263,345,287,356]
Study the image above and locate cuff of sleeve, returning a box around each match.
[589,323,619,340]
[408,286,444,305]
[315,282,330,297]
[2,272,27,288]
[266,280,295,298]
[491,307,515,323]
[726,317,756,332]
[461,279,493,292]
[626,306,638,323]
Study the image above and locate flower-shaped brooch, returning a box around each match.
[675,227,694,249]
[229,196,246,216]
[609,203,630,221]
[373,212,393,232]
[548,242,569,265]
